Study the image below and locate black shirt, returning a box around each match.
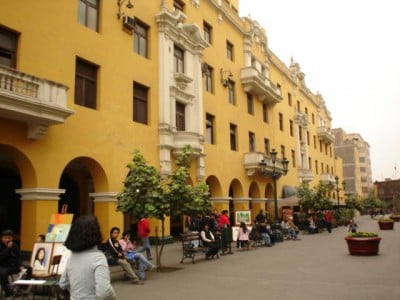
[0,241,21,270]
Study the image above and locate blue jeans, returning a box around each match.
[261,233,272,246]
[134,253,154,280]
[137,237,152,259]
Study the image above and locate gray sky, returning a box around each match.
[240,0,400,181]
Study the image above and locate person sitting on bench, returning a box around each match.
[102,227,143,285]
[200,224,219,259]
[0,230,32,298]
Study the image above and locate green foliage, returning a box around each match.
[345,196,363,211]
[362,194,384,210]
[297,182,333,211]
[378,217,394,223]
[348,232,378,238]
[332,208,354,226]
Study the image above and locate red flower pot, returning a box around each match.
[378,222,394,230]
[390,216,400,222]
[345,237,381,255]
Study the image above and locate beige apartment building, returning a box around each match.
[332,129,373,198]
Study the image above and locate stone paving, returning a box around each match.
[113,215,400,300]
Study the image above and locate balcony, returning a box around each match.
[0,66,74,139]
[317,126,335,144]
[320,173,336,185]
[173,131,203,153]
[298,168,313,183]
[294,111,308,127]
[244,152,285,176]
[240,67,282,105]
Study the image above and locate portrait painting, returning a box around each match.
[30,243,53,275]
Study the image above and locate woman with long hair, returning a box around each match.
[59,216,116,299]
[237,222,249,249]
[33,247,46,272]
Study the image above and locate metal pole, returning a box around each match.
[273,175,278,221]
[337,186,340,207]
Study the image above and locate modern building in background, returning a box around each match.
[332,128,373,198]
[0,0,344,250]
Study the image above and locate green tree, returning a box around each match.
[297,182,333,211]
[117,146,211,268]
[345,196,363,211]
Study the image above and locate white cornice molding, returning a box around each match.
[251,198,268,204]
[210,197,231,204]
[16,188,65,201]
[232,197,251,203]
[90,192,119,203]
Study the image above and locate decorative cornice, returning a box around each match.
[90,192,119,203]
[210,197,231,204]
[16,188,65,201]
[232,197,251,203]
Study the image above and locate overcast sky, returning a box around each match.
[240,0,400,181]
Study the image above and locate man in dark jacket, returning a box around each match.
[0,230,22,297]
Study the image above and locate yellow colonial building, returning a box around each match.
[0,0,343,251]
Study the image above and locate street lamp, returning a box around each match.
[259,149,289,227]
[335,176,346,207]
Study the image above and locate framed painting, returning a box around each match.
[235,210,251,225]
[30,243,53,275]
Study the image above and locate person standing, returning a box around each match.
[324,210,333,233]
[218,210,230,229]
[59,216,117,299]
[137,217,152,260]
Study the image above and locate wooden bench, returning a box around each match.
[180,232,219,264]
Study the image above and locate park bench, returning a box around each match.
[180,232,219,264]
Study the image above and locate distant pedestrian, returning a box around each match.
[324,210,333,233]
[218,210,230,229]
[137,216,152,260]
[347,219,358,233]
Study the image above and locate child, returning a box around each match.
[347,219,358,233]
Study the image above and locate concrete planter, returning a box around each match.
[390,216,400,222]
[345,236,381,255]
[378,221,394,230]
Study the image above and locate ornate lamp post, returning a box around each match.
[335,176,346,207]
[259,149,289,227]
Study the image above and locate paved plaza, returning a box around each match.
[113,216,400,300]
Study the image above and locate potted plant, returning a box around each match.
[378,218,394,230]
[390,215,400,222]
[345,232,381,255]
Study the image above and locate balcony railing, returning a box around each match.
[240,67,282,105]
[0,66,74,139]
[320,173,336,185]
[317,126,335,144]
[244,152,285,176]
[298,168,313,183]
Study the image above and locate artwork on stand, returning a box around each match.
[30,243,53,275]
[235,210,251,225]
[45,213,73,243]
[53,243,72,275]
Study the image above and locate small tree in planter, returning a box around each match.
[345,232,381,255]
[117,146,211,268]
[297,182,333,212]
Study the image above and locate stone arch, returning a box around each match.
[265,183,274,198]
[205,175,222,197]
[58,157,109,217]
[228,178,244,198]
[248,182,261,198]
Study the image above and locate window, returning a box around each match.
[247,93,254,115]
[279,113,284,131]
[315,160,318,174]
[331,166,334,174]
[277,83,281,94]
[134,19,148,57]
[174,46,184,73]
[307,131,310,145]
[206,113,215,144]
[249,132,255,152]
[133,82,148,124]
[313,135,317,149]
[360,167,366,172]
[226,41,234,61]
[173,0,185,12]
[359,157,366,163]
[305,107,308,115]
[0,27,18,68]
[203,21,212,44]
[262,104,268,123]
[264,138,270,154]
[230,123,237,151]
[297,100,301,112]
[288,93,292,106]
[291,150,296,167]
[321,162,324,173]
[325,144,328,155]
[329,146,332,157]
[227,80,235,105]
[204,63,213,93]
[75,58,98,109]
[326,165,329,173]
[289,120,293,137]
[78,0,99,31]
[280,145,286,159]
[308,157,312,171]
[176,102,186,131]
[320,140,323,152]
[312,113,315,124]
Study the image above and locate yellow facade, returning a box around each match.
[0,0,343,251]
